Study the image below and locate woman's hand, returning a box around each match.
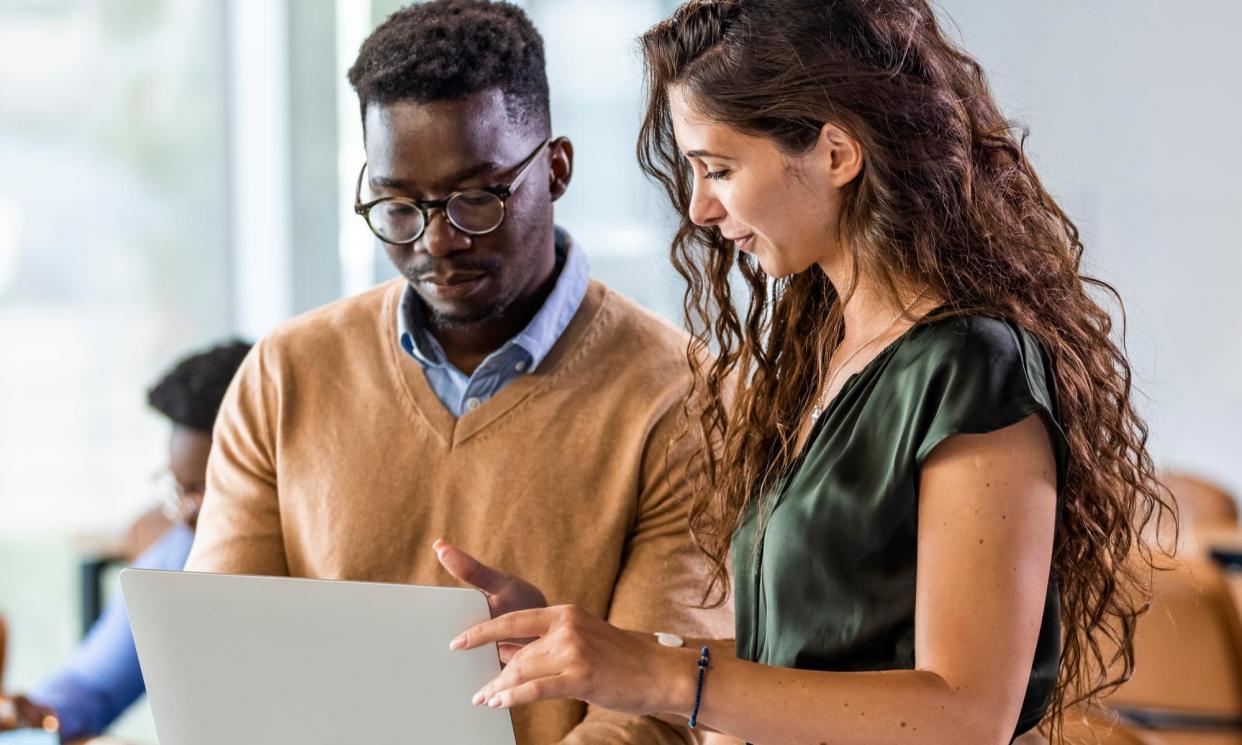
[450,605,699,717]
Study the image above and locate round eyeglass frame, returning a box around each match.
[354,138,552,245]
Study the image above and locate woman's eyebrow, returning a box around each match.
[684,149,735,161]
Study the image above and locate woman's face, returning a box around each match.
[668,85,862,279]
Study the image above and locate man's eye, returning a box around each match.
[455,192,498,207]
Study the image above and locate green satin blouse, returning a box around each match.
[733,315,1068,740]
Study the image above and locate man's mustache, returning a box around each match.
[407,257,503,278]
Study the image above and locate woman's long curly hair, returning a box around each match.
[638,0,1175,739]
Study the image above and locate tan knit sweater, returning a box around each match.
[186,277,733,744]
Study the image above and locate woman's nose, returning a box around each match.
[688,182,726,227]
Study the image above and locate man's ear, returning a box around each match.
[548,136,574,202]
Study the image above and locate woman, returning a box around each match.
[441,0,1172,741]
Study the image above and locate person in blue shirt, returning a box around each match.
[0,340,251,742]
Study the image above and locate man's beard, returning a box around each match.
[400,254,518,329]
[426,299,510,329]
[411,273,524,330]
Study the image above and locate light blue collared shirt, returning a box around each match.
[398,228,589,417]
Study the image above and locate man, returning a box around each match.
[184,2,731,744]
[0,340,251,742]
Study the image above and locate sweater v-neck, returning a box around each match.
[380,278,610,449]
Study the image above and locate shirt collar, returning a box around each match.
[398,227,590,373]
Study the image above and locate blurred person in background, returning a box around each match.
[0,340,251,742]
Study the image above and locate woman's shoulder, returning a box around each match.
[892,312,1065,467]
[897,313,1051,386]
[908,313,1039,360]
[897,312,1051,391]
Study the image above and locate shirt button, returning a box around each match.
[515,360,528,373]
[464,397,481,412]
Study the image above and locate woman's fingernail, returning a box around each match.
[450,636,465,650]
[472,691,485,706]
[488,696,503,708]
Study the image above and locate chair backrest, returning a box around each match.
[1109,558,1242,716]
[1058,707,1167,745]
[1164,471,1238,530]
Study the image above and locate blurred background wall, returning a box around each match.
[1,1,1238,741]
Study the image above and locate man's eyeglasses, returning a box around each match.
[354,138,552,245]
[152,469,203,524]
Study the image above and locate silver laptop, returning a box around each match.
[121,569,516,745]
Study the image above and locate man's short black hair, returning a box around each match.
[347,0,551,132]
[146,339,252,433]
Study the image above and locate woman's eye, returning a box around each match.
[704,169,731,181]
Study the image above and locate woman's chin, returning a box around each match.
[755,251,828,281]
[753,254,797,280]
[744,243,796,279]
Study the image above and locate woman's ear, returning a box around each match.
[816,123,863,188]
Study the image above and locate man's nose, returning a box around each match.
[418,210,471,257]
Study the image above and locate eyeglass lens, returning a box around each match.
[368,191,506,243]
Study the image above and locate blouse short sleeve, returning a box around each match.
[912,317,1069,482]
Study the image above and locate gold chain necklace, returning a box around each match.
[810,288,927,423]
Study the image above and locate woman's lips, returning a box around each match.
[730,234,755,253]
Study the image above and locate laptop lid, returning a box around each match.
[121,569,515,745]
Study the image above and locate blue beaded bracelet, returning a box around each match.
[688,645,711,729]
